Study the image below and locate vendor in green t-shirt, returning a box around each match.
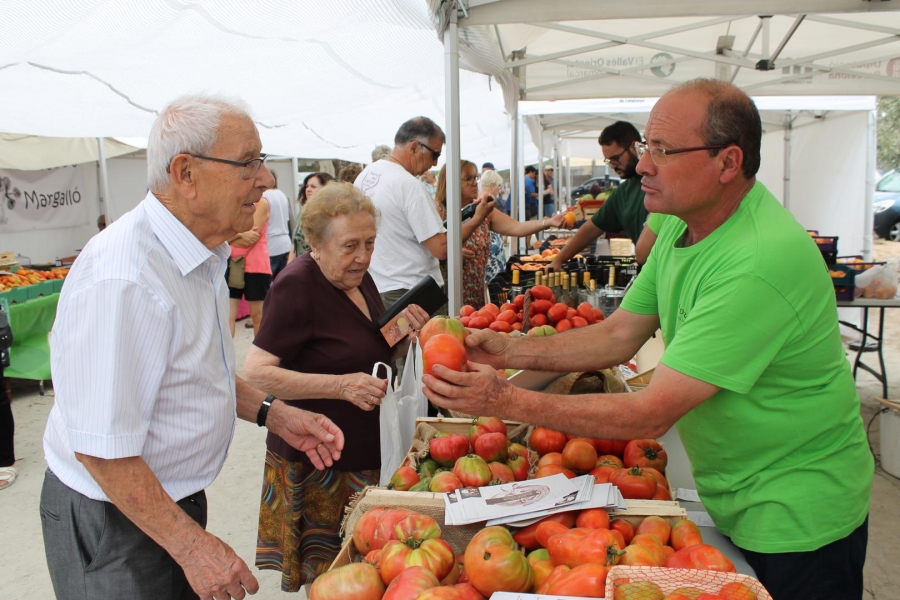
[550,121,652,270]
[423,79,873,600]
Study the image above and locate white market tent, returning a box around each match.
[0,0,532,263]
[428,0,900,312]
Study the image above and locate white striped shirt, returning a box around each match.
[44,192,236,502]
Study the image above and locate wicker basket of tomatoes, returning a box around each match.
[606,565,772,599]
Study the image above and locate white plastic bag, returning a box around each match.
[376,362,404,487]
[854,260,899,299]
[396,340,428,456]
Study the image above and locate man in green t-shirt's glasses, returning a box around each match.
[424,78,873,600]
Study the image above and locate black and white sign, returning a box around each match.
[0,165,89,233]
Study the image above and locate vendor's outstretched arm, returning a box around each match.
[549,220,603,270]
[466,308,660,373]
[424,362,719,440]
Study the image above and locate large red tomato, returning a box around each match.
[474,432,509,463]
[464,526,534,596]
[488,461,515,483]
[618,542,661,567]
[665,543,736,572]
[610,519,635,545]
[393,513,442,544]
[469,416,508,446]
[423,334,468,380]
[380,538,456,584]
[512,512,577,550]
[575,508,610,530]
[610,466,658,500]
[543,563,608,597]
[592,439,629,457]
[561,439,598,474]
[546,527,623,568]
[623,439,668,472]
[419,315,468,346]
[430,433,470,467]
[530,285,554,301]
[529,427,568,456]
[352,507,414,553]
[535,565,571,594]
[381,565,439,600]
[308,562,385,600]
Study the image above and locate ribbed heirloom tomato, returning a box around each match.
[423,334,468,380]
[379,537,456,584]
[665,543,736,572]
[429,433,470,467]
[381,565,439,600]
[352,507,415,553]
[464,526,534,596]
[420,315,468,346]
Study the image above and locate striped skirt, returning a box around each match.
[255,449,380,592]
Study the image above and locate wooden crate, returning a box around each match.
[332,487,687,571]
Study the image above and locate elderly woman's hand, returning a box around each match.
[338,373,388,411]
[546,212,567,230]
[402,304,430,337]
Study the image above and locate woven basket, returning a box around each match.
[605,566,773,600]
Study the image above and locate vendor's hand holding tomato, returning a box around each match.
[461,328,510,369]
[338,372,388,411]
[423,360,517,421]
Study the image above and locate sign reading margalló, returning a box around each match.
[0,165,90,234]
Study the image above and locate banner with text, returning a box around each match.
[0,165,90,234]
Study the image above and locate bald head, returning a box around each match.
[668,79,761,179]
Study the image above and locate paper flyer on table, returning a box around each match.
[443,474,587,526]
[487,481,611,527]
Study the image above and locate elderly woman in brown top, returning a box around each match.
[242,182,427,591]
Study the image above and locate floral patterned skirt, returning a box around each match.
[255,449,380,592]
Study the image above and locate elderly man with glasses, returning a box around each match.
[425,79,873,600]
[550,120,651,271]
[41,94,345,600]
[355,116,491,311]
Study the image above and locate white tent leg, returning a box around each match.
[864,109,876,260]
[516,111,526,255]
[566,155,572,207]
[538,128,544,222]
[783,112,792,210]
[444,8,462,315]
[96,137,111,221]
[555,135,562,211]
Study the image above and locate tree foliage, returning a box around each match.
[878,96,900,172]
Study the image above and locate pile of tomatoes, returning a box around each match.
[317,503,739,600]
[389,417,529,494]
[459,284,604,335]
[530,426,672,501]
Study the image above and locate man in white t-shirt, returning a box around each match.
[355,116,493,310]
[263,171,293,280]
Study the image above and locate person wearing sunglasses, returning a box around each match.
[41,94,344,600]
[355,116,489,312]
[550,120,651,271]
[424,79,872,600]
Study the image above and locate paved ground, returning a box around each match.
[4,243,900,598]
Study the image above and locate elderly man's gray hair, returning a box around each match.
[371,145,392,162]
[394,117,445,147]
[146,94,253,192]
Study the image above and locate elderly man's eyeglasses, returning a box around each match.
[187,153,269,179]
[419,141,441,161]
[633,141,727,167]
[603,148,629,166]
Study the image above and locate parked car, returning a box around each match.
[874,169,900,241]
[570,175,621,200]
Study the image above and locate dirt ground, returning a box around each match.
[4,244,900,599]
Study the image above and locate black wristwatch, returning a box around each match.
[256,395,276,427]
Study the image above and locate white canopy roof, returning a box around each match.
[0,0,520,167]
[430,1,900,114]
